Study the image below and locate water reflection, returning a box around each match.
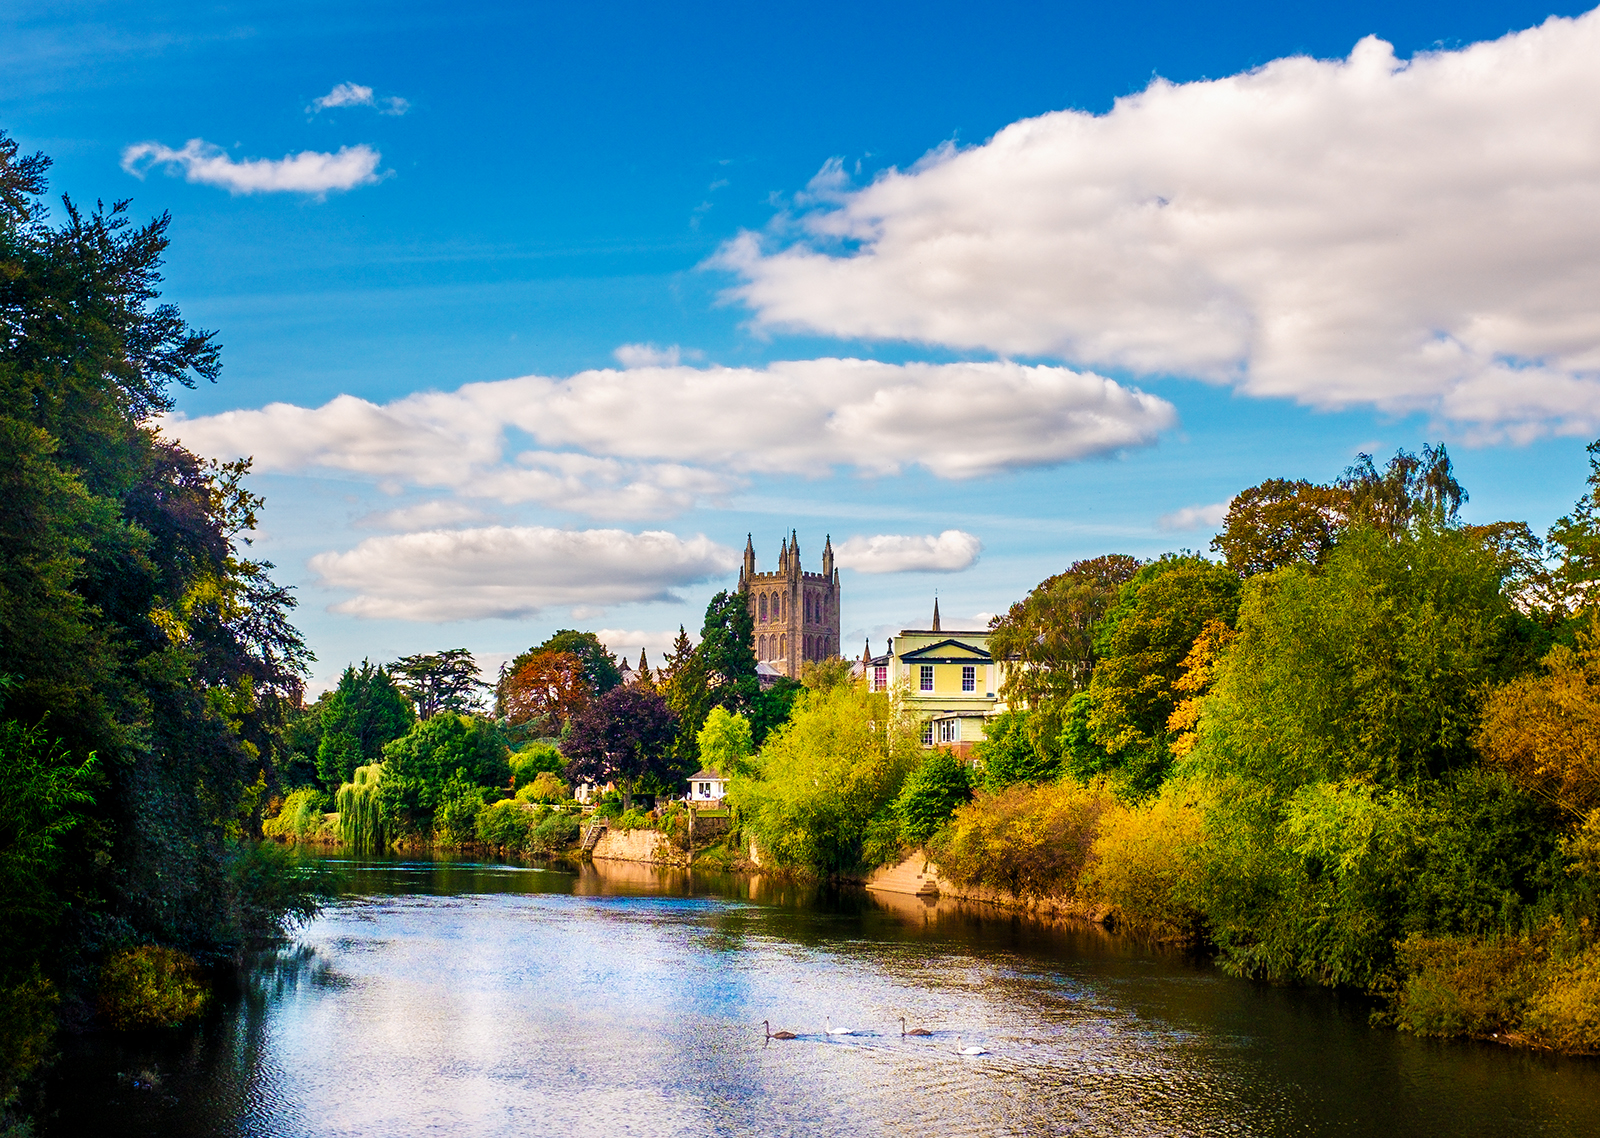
[43,854,1600,1137]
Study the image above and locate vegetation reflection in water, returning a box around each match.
[47,855,1600,1138]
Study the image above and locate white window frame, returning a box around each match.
[872,664,887,691]
[962,665,976,692]
[921,720,934,746]
[938,719,959,744]
[919,665,934,692]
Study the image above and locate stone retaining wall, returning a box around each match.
[591,827,683,865]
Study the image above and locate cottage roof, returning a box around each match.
[688,770,728,782]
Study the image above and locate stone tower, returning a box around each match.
[739,531,842,680]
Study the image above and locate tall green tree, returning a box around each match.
[375,714,510,836]
[314,661,414,790]
[1083,555,1241,796]
[391,648,486,717]
[0,129,314,1108]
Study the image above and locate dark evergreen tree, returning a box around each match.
[314,661,415,790]
[391,648,486,718]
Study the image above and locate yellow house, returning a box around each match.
[864,599,1008,754]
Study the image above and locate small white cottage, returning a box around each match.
[686,770,729,803]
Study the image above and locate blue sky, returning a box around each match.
[7,0,1599,689]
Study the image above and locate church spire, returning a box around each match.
[789,529,801,576]
[932,595,941,632]
[741,533,755,590]
[822,533,834,576]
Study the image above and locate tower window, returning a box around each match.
[962,665,976,692]
[759,594,768,622]
[919,665,934,692]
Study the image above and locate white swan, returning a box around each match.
[956,1036,989,1055]
[825,1017,855,1035]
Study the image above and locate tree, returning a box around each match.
[500,630,620,711]
[697,706,755,779]
[498,650,591,735]
[0,129,316,1104]
[729,683,920,874]
[391,649,486,718]
[657,625,706,776]
[895,750,974,844]
[1476,613,1600,822]
[974,709,1058,790]
[700,589,759,711]
[1084,555,1240,795]
[563,685,677,809]
[1548,437,1600,615]
[375,714,510,835]
[1211,479,1344,577]
[1192,526,1525,792]
[1339,443,1466,538]
[988,555,1142,711]
[314,661,414,790]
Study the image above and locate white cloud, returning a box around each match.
[833,530,983,573]
[353,500,494,530]
[308,526,738,622]
[595,628,690,665]
[120,139,383,195]
[1159,499,1233,531]
[310,82,409,115]
[614,343,682,368]
[719,11,1600,441]
[161,359,1174,518]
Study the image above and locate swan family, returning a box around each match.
[763,1017,987,1052]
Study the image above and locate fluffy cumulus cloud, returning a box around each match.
[308,526,737,622]
[719,11,1600,440]
[833,530,983,573]
[161,358,1173,518]
[596,628,690,665]
[121,139,383,195]
[309,81,410,115]
[1159,499,1233,531]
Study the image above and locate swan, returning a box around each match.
[825,1017,855,1035]
[900,1017,932,1037]
[763,1020,796,1040]
[956,1036,989,1055]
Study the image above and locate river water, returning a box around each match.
[42,855,1600,1137]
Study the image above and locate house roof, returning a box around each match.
[688,770,728,782]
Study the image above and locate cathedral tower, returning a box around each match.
[740,531,842,680]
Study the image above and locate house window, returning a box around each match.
[921,720,934,746]
[919,665,934,692]
[873,665,887,691]
[962,665,976,692]
[939,719,959,744]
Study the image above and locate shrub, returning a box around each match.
[1524,942,1600,1051]
[974,710,1056,791]
[433,773,487,846]
[516,770,569,804]
[931,780,1117,899]
[1389,933,1541,1038]
[1084,783,1207,937]
[97,946,210,1030]
[0,968,57,1110]
[262,787,329,841]
[895,750,973,844]
[225,840,330,941]
[509,741,564,789]
[529,811,579,854]
[614,807,652,831]
[477,799,538,850]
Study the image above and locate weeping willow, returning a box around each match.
[336,763,387,852]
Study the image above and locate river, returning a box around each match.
[41,854,1600,1137]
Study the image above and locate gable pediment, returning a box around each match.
[899,639,992,662]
